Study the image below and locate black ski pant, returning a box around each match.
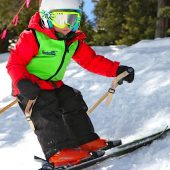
[17,84,99,160]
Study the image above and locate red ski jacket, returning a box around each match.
[6,12,120,96]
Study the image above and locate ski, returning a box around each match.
[65,126,170,170]
[35,126,170,170]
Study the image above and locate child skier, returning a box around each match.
[6,0,134,167]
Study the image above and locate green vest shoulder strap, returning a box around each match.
[25,28,40,47]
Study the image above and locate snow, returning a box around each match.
[0,38,170,170]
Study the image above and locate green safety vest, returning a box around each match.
[27,30,79,81]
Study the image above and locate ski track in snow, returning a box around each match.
[0,38,170,170]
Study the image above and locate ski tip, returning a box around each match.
[34,155,47,164]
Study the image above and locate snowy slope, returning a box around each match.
[0,38,170,170]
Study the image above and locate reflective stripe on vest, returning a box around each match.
[27,30,78,81]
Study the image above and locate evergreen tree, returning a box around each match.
[116,0,157,45]
[0,0,38,35]
[0,0,38,53]
[92,0,129,45]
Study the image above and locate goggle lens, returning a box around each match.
[51,11,80,29]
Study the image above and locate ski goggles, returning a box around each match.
[50,11,81,29]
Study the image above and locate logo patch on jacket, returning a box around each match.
[42,50,57,56]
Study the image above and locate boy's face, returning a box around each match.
[54,25,71,35]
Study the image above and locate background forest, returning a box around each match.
[0,0,170,53]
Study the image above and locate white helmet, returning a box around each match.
[39,0,81,30]
[40,0,81,12]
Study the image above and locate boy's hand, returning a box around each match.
[116,65,135,83]
[17,79,40,100]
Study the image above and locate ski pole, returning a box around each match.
[0,97,36,131]
[24,99,37,131]
[0,98,18,114]
[87,68,134,115]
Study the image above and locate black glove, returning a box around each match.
[116,65,135,83]
[17,79,40,100]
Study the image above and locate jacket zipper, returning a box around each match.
[46,41,68,81]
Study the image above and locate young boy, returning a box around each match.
[6,0,134,167]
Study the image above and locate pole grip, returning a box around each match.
[117,67,134,85]
[111,70,130,89]
[106,70,131,105]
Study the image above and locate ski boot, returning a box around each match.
[48,148,92,167]
[80,138,122,152]
[37,148,105,170]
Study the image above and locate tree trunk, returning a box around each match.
[155,0,170,38]
[39,0,42,7]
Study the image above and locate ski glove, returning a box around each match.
[116,65,135,83]
[17,79,40,100]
